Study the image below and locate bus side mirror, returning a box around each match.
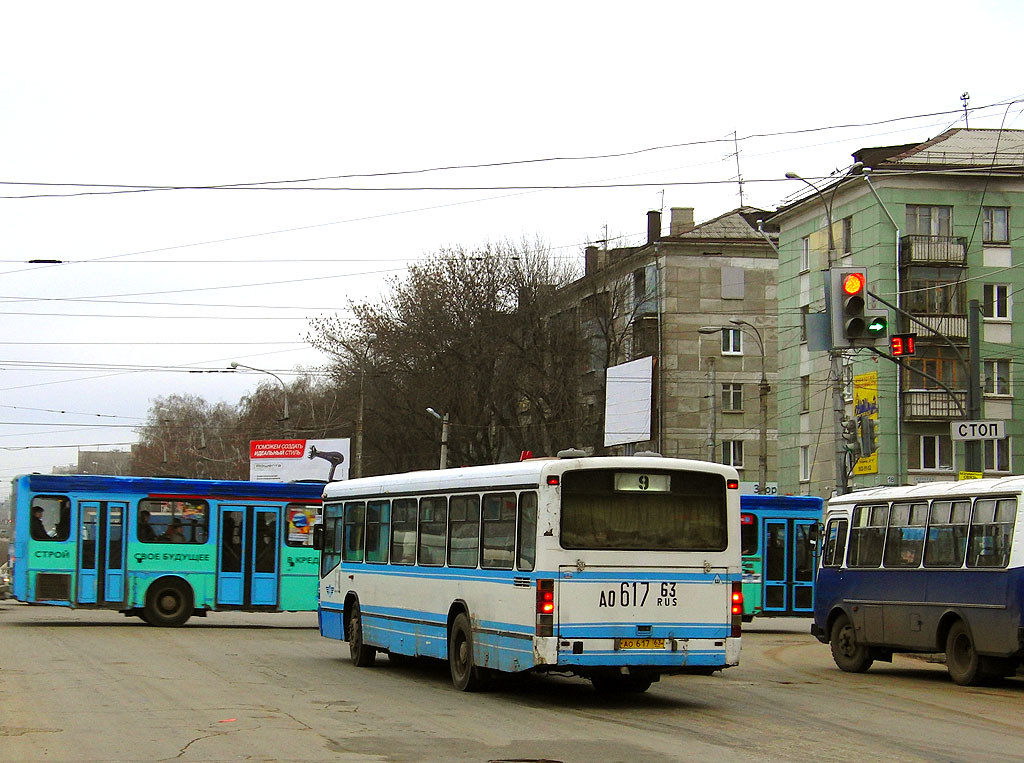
[312,525,324,551]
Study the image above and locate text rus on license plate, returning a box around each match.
[617,638,665,650]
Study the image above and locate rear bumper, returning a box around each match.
[538,635,740,670]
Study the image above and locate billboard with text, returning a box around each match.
[248,438,350,483]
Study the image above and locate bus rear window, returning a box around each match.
[559,469,727,551]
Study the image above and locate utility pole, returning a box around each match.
[966,299,982,471]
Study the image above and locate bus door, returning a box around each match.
[77,501,127,605]
[762,518,816,614]
[215,505,280,607]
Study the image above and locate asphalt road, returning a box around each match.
[1,601,1021,762]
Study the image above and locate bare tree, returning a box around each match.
[308,239,582,473]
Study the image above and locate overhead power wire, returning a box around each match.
[3,97,1018,197]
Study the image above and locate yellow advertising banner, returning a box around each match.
[853,371,878,475]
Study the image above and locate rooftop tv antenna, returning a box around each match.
[961,92,970,127]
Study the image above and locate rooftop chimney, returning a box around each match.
[647,210,662,244]
[670,207,695,235]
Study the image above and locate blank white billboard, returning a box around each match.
[604,356,653,447]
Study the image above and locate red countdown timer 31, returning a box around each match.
[890,333,916,357]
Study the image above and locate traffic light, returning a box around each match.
[858,414,877,457]
[841,417,861,456]
[828,268,888,348]
[829,268,866,346]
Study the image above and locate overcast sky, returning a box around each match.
[1,1,1023,482]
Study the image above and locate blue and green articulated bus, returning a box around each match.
[10,474,323,626]
[740,494,823,621]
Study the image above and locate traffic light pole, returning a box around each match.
[832,351,849,495]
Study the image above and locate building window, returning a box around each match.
[799,446,811,482]
[983,359,1011,395]
[983,207,1009,244]
[800,305,809,343]
[842,216,853,254]
[800,236,810,272]
[983,284,1010,319]
[908,434,952,470]
[721,440,744,468]
[631,316,658,359]
[985,438,1011,473]
[801,375,811,413]
[721,267,744,299]
[722,383,743,412]
[906,345,965,390]
[906,205,952,237]
[721,328,742,355]
[905,268,965,315]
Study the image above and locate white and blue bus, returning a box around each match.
[813,478,1023,685]
[315,452,743,692]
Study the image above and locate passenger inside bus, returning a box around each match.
[30,506,50,540]
[138,510,157,542]
[161,519,185,543]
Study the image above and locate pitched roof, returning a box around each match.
[853,128,1024,169]
[668,207,773,240]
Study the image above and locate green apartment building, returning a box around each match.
[773,128,1024,496]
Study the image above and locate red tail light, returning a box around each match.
[536,579,554,636]
[731,582,743,637]
[727,479,739,490]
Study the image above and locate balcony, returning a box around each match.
[902,389,967,421]
[900,313,968,340]
[900,235,967,267]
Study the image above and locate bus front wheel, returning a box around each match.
[143,579,193,627]
[829,613,872,673]
[449,613,488,692]
[347,601,376,667]
[945,621,986,686]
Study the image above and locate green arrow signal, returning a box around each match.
[865,315,888,335]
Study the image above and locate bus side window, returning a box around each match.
[848,505,886,567]
[740,513,758,556]
[390,499,417,565]
[481,493,515,570]
[883,502,926,568]
[517,492,537,572]
[822,519,848,567]
[342,501,365,563]
[365,500,390,564]
[29,495,71,542]
[967,498,1016,568]
[320,503,343,577]
[448,495,481,568]
[418,496,447,566]
[924,500,970,567]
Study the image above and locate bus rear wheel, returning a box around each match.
[829,613,872,673]
[945,621,986,686]
[449,613,488,692]
[347,601,376,667]
[143,579,193,627]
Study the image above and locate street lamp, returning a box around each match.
[228,362,290,421]
[426,407,449,469]
[699,323,769,494]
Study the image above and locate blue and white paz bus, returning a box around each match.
[315,452,743,692]
[813,478,1023,685]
